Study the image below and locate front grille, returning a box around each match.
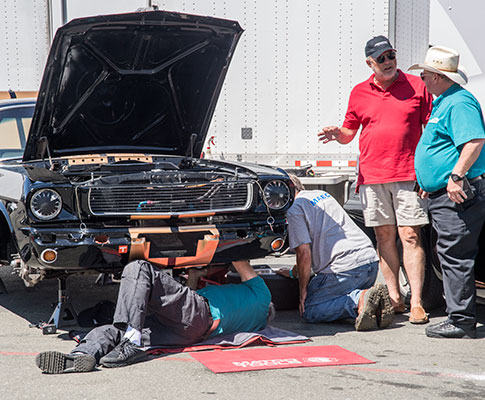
[88,181,253,215]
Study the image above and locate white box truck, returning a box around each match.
[151,0,431,204]
[0,0,51,99]
[1,0,431,203]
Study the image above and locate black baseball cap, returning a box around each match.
[365,35,395,58]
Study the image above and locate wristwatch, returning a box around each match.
[450,173,465,182]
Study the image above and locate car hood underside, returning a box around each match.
[23,11,243,162]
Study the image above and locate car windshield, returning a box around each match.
[0,104,35,158]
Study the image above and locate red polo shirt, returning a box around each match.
[342,70,432,187]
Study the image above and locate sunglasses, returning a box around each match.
[376,52,396,64]
[420,72,434,81]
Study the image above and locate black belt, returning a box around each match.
[428,173,485,197]
[469,174,485,183]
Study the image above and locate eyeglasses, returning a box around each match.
[376,52,396,64]
[420,72,433,81]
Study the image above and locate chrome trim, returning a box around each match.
[87,182,253,216]
[0,103,36,111]
[40,248,58,264]
[30,188,63,220]
[263,180,290,210]
[271,238,285,251]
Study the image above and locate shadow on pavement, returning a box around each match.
[0,265,119,330]
[4,262,485,340]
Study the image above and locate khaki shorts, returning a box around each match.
[359,181,429,227]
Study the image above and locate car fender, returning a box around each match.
[0,201,15,234]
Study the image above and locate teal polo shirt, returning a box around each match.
[415,84,485,192]
[197,276,271,338]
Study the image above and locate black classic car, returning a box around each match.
[0,11,294,288]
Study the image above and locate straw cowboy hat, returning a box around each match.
[409,45,468,85]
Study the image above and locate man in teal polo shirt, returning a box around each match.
[410,46,485,339]
[35,260,272,373]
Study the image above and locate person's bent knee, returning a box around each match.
[303,312,334,324]
[302,310,317,323]
[302,306,334,323]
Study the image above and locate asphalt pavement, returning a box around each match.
[1,255,485,400]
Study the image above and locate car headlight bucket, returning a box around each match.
[30,189,62,220]
[263,180,290,210]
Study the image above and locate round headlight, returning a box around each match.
[263,180,290,210]
[30,189,62,220]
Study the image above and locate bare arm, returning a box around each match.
[294,243,312,316]
[232,260,257,282]
[317,126,358,145]
[186,268,207,290]
[447,139,485,203]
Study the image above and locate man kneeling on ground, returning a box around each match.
[36,259,272,374]
[278,175,394,331]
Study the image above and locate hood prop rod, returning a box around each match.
[186,133,198,159]
[180,133,199,169]
[38,136,53,170]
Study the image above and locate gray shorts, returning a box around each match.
[359,181,429,227]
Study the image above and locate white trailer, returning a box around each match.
[0,0,51,98]
[430,0,485,110]
[182,0,430,172]
[0,0,432,202]
[152,0,431,203]
[0,0,454,203]
[0,1,154,100]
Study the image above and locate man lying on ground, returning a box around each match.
[36,259,272,373]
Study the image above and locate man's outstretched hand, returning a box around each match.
[317,126,341,143]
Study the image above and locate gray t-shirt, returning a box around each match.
[287,190,378,274]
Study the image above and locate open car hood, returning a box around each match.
[24,11,242,162]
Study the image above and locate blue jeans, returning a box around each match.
[302,261,379,323]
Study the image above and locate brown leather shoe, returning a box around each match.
[409,306,429,324]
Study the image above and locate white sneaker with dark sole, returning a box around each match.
[35,351,96,374]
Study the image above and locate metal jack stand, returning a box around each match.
[47,276,78,329]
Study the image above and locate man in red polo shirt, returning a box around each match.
[318,36,433,324]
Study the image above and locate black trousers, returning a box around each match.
[428,179,485,326]
[74,260,212,362]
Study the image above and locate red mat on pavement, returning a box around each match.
[190,345,374,373]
